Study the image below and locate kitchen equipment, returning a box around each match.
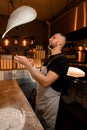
[64,46,87,63]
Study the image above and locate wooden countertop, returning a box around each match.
[0,79,44,130]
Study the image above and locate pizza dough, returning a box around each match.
[2,6,37,38]
[67,66,85,77]
[0,107,25,130]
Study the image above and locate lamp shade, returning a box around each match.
[2,6,37,38]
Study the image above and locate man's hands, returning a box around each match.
[14,55,59,88]
[14,55,34,67]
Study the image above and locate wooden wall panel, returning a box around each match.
[77,2,84,30]
[51,1,87,36]
[51,8,75,35]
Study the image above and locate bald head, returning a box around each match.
[48,33,66,52]
[54,33,66,48]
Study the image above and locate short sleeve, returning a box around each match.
[49,56,69,77]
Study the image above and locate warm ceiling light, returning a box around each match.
[74,6,78,31]
[30,40,34,44]
[83,0,86,27]
[85,47,87,50]
[4,38,10,46]
[22,39,27,46]
[14,39,18,44]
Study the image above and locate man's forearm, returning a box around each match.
[25,63,48,87]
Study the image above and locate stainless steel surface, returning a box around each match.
[65,50,86,63]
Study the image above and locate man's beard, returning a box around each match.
[48,45,52,51]
[48,43,57,50]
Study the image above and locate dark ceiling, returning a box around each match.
[0,0,73,21]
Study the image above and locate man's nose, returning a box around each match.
[49,38,51,41]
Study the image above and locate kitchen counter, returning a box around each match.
[0,79,44,130]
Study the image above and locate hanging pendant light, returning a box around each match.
[13,36,19,44]
[3,38,10,46]
[14,39,18,44]
[22,39,27,46]
[21,36,28,46]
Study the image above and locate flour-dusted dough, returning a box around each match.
[2,6,37,38]
[0,107,25,130]
[67,66,85,77]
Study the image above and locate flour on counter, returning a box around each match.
[0,107,25,130]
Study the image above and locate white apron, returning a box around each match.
[35,66,61,130]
